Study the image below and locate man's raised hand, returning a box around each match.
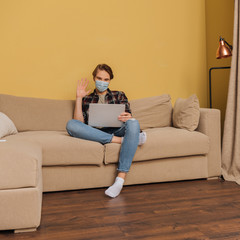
[76,78,91,99]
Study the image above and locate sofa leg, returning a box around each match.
[14,228,37,233]
[207,176,219,180]
[207,176,224,182]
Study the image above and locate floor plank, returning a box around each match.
[1,179,240,240]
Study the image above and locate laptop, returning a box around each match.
[88,104,125,127]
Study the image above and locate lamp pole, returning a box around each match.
[209,66,231,108]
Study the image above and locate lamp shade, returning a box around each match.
[216,37,232,59]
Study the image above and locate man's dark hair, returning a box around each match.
[92,64,114,80]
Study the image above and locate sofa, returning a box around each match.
[0,93,221,233]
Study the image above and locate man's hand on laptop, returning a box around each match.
[118,112,132,122]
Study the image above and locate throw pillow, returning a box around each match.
[0,112,18,138]
[173,94,200,131]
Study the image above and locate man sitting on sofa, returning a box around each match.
[66,64,146,198]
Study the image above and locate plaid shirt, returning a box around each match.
[82,88,131,124]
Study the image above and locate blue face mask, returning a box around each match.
[95,80,109,92]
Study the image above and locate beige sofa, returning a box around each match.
[0,93,221,233]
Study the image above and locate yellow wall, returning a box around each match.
[0,0,208,106]
[205,0,234,131]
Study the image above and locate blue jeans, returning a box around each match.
[66,119,140,172]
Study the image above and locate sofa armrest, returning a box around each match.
[196,108,221,177]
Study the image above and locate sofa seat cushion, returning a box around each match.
[5,131,104,166]
[0,139,42,190]
[104,127,209,164]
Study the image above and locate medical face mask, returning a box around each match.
[95,80,109,92]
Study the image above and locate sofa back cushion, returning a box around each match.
[0,93,172,131]
[130,94,172,130]
[0,94,74,131]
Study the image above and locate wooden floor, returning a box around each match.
[1,179,240,240]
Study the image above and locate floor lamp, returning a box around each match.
[209,37,232,108]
